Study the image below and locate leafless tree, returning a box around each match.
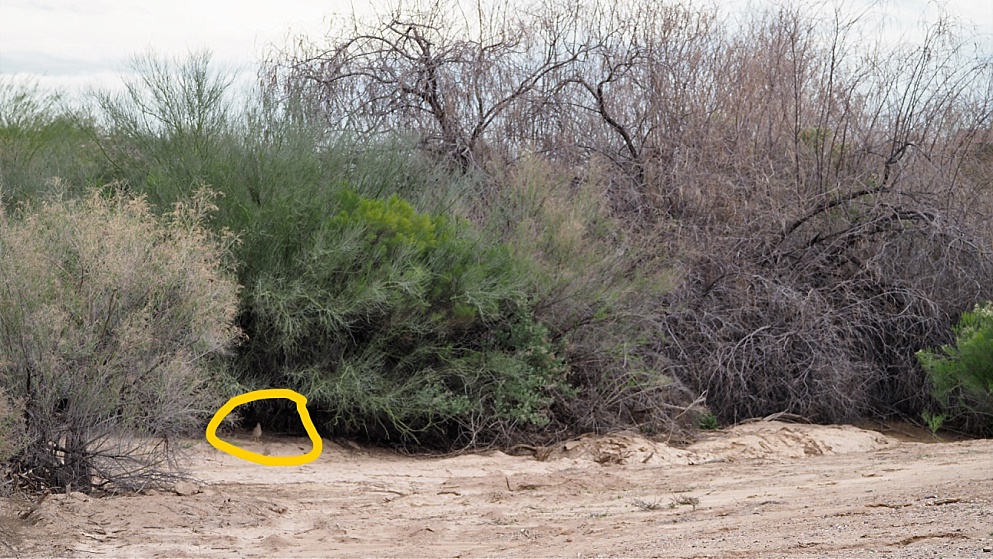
[267,0,594,171]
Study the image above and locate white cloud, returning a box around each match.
[0,0,340,93]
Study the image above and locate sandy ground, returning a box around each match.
[2,421,991,558]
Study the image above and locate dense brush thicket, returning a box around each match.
[1,0,992,493]
[270,0,993,429]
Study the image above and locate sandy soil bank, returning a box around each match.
[2,421,990,558]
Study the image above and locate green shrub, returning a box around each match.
[332,190,447,255]
[916,302,993,436]
[0,186,241,492]
[0,78,103,204]
[90,50,551,445]
[921,410,946,437]
[241,189,568,443]
[93,50,235,208]
[698,412,720,431]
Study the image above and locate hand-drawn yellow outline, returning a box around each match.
[205,389,322,466]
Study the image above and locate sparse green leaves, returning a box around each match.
[916,302,993,435]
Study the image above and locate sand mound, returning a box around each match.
[687,421,897,461]
[541,422,898,466]
[541,431,697,465]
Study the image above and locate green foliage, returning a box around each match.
[242,188,568,442]
[916,302,993,436]
[332,190,447,255]
[480,157,684,435]
[698,412,720,430]
[0,78,104,204]
[93,50,234,207]
[85,50,566,444]
[0,187,241,492]
[488,311,569,424]
[921,410,946,437]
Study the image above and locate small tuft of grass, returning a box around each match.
[698,412,720,430]
[632,498,666,511]
[922,411,946,439]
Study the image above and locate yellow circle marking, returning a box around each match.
[205,389,322,466]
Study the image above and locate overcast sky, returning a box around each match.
[1,0,991,97]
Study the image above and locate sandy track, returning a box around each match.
[2,422,991,558]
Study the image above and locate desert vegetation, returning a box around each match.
[917,302,993,436]
[0,186,241,492]
[1,0,991,493]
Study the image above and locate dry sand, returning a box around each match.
[2,421,991,558]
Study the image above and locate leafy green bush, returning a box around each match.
[0,187,241,492]
[697,412,720,431]
[91,50,558,445]
[241,189,568,444]
[916,302,993,435]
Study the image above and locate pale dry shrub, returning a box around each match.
[0,388,25,497]
[0,185,241,493]
[482,157,699,440]
[0,388,24,463]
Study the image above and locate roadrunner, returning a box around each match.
[252,422,262,443]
